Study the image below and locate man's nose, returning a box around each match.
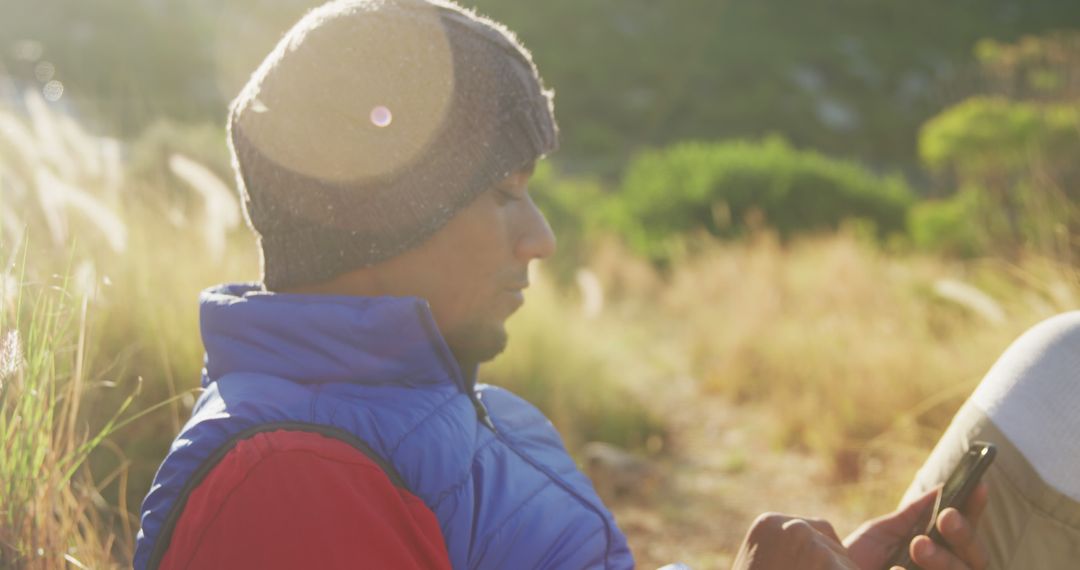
[515,197,557,262]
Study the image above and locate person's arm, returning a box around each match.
[158,430,451,570]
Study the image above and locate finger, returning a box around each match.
[937,507,988,570]
[803,517,843,544]
[818,530,860,568]
[911,534,968,570]
[890,485,941,532]
[962,481,990,526]
[811,525,862,568]
[780,518,852,561]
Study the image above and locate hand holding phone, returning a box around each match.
[885,441,996,570]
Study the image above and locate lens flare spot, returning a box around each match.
[34,61,55,82]
[43,80,64,102]
[370,105,392,128]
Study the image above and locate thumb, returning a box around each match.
[882,485,941,535]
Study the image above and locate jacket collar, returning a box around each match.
[199,283,467,392]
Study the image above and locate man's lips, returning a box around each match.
[503,282,528,310]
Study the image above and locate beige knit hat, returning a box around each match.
[228,0,558,290]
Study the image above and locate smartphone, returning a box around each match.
[885,441,996,570]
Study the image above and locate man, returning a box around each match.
[134,1,987,568]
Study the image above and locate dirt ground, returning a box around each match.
[595,379,889,569]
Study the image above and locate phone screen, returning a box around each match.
[936,447,985,522]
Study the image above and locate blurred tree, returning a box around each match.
[470,0,1080,174]
[3,0,1079,172]
[0,0,220,133]
[917,33,1080,259]
[0,0,323,134]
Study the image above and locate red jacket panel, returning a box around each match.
[158,430,452,570]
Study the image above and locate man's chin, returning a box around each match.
[446,323,508,366]
[471,329,509,364]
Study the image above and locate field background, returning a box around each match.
[2,1,1079,567]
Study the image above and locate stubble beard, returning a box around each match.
[445,318,509,368]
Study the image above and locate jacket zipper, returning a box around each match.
[471,392,498,433]
[472,390,616,567]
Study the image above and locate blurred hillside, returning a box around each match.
[4,0,1080,173]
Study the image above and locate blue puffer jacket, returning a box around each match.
[134,283,634,569]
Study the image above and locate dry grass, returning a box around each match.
[0,92,139,566]
[0,92,253,568]
[544,231,1077,515]
[0,259,130,568]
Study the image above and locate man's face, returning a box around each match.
[376,162,555,365]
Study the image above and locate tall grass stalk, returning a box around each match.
[0,246,133,568]
[0,94,246,530]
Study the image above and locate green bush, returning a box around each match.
[614,138,914,262]
[908,189,987,257]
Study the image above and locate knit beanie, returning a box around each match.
[227,0,558,290]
